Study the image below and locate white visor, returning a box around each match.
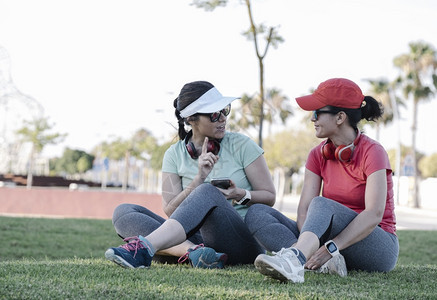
[179,87,239,118]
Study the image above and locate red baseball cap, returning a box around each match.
[295,78,365,111]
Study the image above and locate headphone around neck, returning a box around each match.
[321,131,361,162]
[184,131,221,159]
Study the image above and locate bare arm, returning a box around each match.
[297,168,322,231]
[332,169,387,249]
[161,137,218,216]
[305,169,387,269]
[161,172,203,217]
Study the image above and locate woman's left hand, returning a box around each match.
[215,180,242,201]
[304,246,332,270]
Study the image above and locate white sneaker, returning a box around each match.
[254,248,305,283]
[317,254,347,277]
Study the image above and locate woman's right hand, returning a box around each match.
[197,137,219,180]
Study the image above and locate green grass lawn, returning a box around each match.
[0,216,436,299]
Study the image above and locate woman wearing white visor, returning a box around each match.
[105,81,276,269]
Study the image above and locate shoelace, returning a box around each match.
[273,248,301,265]
[178,243,205,264]
[120,236,148,258]
[272,248,288,257]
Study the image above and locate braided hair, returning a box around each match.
[173,81,215,140]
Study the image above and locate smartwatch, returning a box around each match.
[324,240,340,257]
[235,190,251,205]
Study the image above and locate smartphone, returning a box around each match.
[211,178,231,189]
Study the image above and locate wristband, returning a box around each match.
[235,190,251,205]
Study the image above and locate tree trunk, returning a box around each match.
[388,88,401,204]
[26,144,34,189]
[375,122,380,142]
[258,58,265,148]
[122,150,130,192]
[411,99,420,208]
[277,167,285,211]
[244,0,265,148]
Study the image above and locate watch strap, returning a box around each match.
[236,190,251,205]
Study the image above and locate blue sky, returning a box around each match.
[1,0,437,156]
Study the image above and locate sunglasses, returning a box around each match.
[312,109,339,121]
[199,104,231,122]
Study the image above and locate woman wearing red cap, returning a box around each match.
[246,78,398,283]
[104,81,276,269]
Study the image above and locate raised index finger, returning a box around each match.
[201,137,209,154]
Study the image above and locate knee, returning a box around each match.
[112,203,136,223]
[312,196,326,204]
[245,204,269,232]
[197,182,221,195]
[192,183,226,203]
[308,197,341,216]
[246,203,267,218]
[309,196,331,209]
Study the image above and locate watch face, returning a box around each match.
[327,242,337,253]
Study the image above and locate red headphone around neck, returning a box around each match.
[321,131,361,162]
[185,131,221,159]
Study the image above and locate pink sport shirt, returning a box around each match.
[306,134,396,234]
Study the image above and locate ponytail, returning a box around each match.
[361,96,384,122]
[331,96,384,130]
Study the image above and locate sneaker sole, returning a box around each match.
[105,249,146,269]
[254,256,304,283]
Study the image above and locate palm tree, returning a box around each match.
[365,78,406,204]
[242,0,283,147]
[264,88,293,135]
[16,117,67,189]
[192,0,284,147]
[227,93,256,136]
[365,79,395,140]
[393,41,437,208]
[227,88,292,137]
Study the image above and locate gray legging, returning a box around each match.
[245,197,399,272]
[112,183,264,265]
